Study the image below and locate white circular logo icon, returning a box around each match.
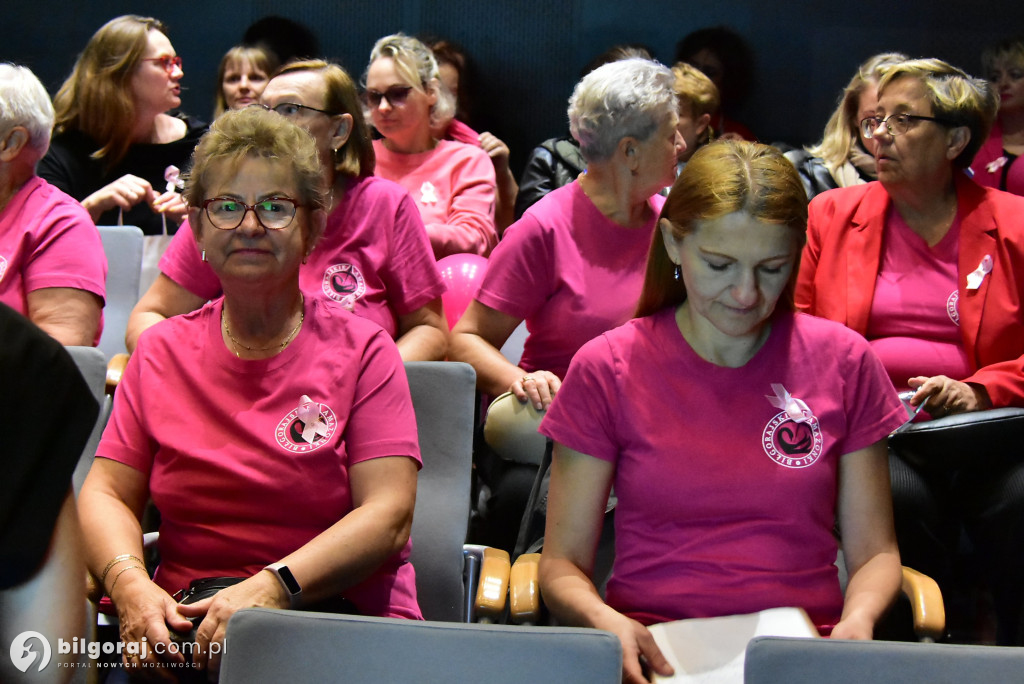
[10,631,51,673]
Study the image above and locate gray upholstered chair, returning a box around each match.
[96,225,143,361]
[220,608,622,684]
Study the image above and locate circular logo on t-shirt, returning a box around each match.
[762,412,824,468]
[322,263,365,311]
[0,255,8,282]
[275,402,338,453]
[946,290,960,326]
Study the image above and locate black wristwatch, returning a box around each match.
[264,563,302,608]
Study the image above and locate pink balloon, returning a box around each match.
[437,253,488,329]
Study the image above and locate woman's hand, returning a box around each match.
[830,611,875,640]
[479,132,511,173]
[111,571,193,681]
[907,375,992,417]
[177,570,289,675]
[152,189,189,225]
[512,370,561,410]
[594,610,674,684]
[81,174,157,221]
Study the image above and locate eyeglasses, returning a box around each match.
[249,102,339,119]
[201,197,300,231]
[142,55,182,75]
[859,113,954,139]
[364,85,414,108]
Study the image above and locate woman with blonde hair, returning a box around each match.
[128,60,448,361]
[671,62,720,169]
[785,52,907,200]
[540,140,904,683]
[364,33,497,258]
[38,15,205,235]
[213,45,279,118]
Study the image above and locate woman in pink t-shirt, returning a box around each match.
[79,108,422,678]
[127,60,448,361]
[364,33,498,258]
[540,142,904,684]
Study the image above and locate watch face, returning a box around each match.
[275,565,301,594]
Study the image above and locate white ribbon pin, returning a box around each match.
[965,254,993,291]
[164,165,183,193]
[296,395,329,444]
[766,384,815,424]
[420,181,438,205]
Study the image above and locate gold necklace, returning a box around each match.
[222,296,304,358]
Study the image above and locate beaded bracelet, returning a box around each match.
[100,554,144,587]
[108,565,145,596]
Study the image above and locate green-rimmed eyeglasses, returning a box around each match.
[860,113,955,139]
[201,197,300,231]
[248,102,340,119]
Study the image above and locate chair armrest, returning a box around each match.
[509,553,542,624]
[464,545,510,622]
[106,353,130,394]
[901,565,945,642]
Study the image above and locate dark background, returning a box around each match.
[5,1,1022,176]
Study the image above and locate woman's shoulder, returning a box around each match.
[789,311,872,353]
[434,138,490,164]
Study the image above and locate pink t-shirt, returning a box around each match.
[475,181,664,379]
[98,298,422,619]
[372,139,497,258]
[159,175,445,339]
[866,208,970,390]
[443,118,481,146]
[0,176,106,340]
[540,309,906,631]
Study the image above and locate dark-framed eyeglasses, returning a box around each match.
[364,85,414,108]
[201,197,300,231]
[142,55,182,75]
[249,102,339,119]
[860,113,955,139]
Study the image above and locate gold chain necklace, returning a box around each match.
[222,296,304,358]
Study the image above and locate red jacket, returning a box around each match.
[796,176,1024,408]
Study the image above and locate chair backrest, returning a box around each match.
[65,346,108,494]
[744,636,1024,684]
[403,361,476,621]
[97,225,144,359]
[220,609,622,684]
[500,319,528,366]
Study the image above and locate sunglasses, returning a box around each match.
[364,85,414,108]
[142,55,182,75]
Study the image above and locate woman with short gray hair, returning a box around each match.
[449,57,682,552]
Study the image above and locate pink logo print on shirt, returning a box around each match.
[322,263,366,311]
[762,384,824,468]
[946,290,959,326]
[275,395,337,453]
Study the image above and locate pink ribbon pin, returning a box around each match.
[296,395,328,444]
[766,384,815,424]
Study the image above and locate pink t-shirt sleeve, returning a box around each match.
[475,212,554,320]
[158,218,222,300]
[96,348,155,476]
[429,143,497,257]
[380,192,447,316]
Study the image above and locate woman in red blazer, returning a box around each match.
[796,57,1024,645]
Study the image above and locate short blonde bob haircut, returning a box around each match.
[183,106,327,222]
[806,52,907,175]
[213,45,279,119]
[53,15,167,167]
[275,60,376,179]
[876,58,998,169]
[364,33,455,129]
[636,140,808,318]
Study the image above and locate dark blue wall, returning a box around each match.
[5,0,1022,174]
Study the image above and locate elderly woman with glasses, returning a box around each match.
[796,58,1024,645]
[126,60,448,361]
[364,33,497,258]
[79,107,423,677]
[38,15,205,236]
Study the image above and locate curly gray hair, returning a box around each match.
[568,58,678,163]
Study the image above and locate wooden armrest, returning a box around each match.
[509,553,542,625]
[106,353,130,394]
[473,547,510,622]
[901,565,945,641]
